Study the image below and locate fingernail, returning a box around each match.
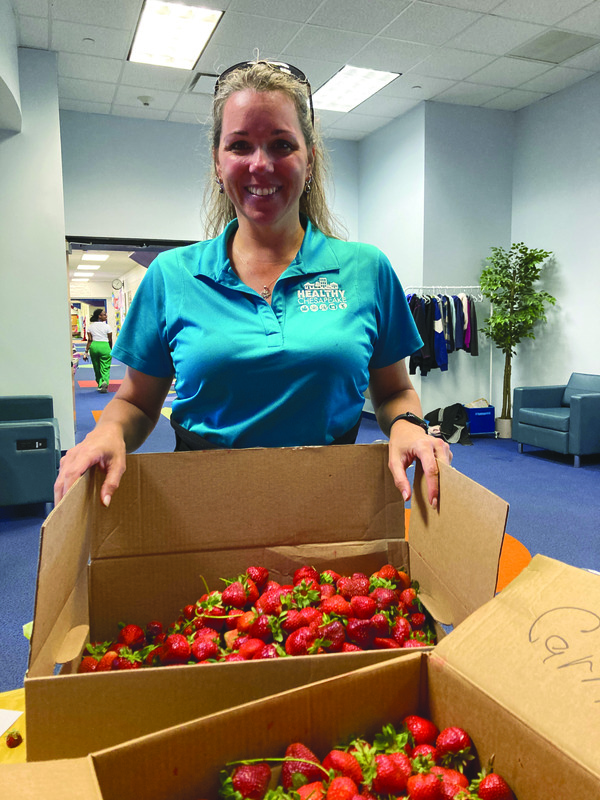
[431,497,438,510]
[102,495,111,508]
[402,490,409,502]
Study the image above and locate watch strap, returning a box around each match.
[389,412,428,433]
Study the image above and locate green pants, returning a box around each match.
[89,341,112,387]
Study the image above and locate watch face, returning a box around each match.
[112,279,123,290]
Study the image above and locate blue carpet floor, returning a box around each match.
[0,349,598,691]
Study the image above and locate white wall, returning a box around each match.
[510,72,600,389]
[0,0,20,131]
[0,48,74,447]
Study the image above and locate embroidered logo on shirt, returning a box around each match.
[297,276,347,312]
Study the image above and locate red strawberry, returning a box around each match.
[322,750,362,784]
[400,587,419,612]
[325,775,358,800]
[320,569,341,584]
[391,616,411,644]
[403,637,429,648]
[318,619,346,652]
[282,742,323,790]
[410,612,427,630]
[431,766,468,789]
[406,772,443,799]
[246,565,269,588]
[222,581,248,608]
[231,762,271,800]
[435,728,473,771]
[373,636,401,649]
[5,730,23,748]
[337,573,370,599]
[404,715,439,746]
[299,607,323,627]
[249,613,273,642]
[183,604,196,621]
[476,773,514,800]
[237,637,267,660]
[191,636,219,661]
[78,655,99,673]
[346,618,374,648]
[255,588,284,615]
[369,587,397,610]
[294,565,320,586]
[160,633,191,665]
[319,583,336,599]
[350,595,377,619]
[374,563,401,582]
[252,642,280,659]
[372,752,412,794]
[285,626,320,656]
[111,654,142,670]
[341,642,362,652]
[96,649,120,671]
[370,612,390,637]
[319,595,353,617]
[412,743,439,761]
[145,620,164,641]
[297,781,325,800]
[281,609,305,633]
[117,623,146,650]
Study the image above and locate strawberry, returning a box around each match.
[476,773,514,800]
[111,654,142,670]
[320,569,341,584]
[117,623,146,650]
[325,775,358,800]
[373,563,401,582]
[318,619,346,652]
[252,642,280,659]
[230,762,271,800]
[406,772,443,799]
[294,566,321,585]
[96,649,120,671]
[322,750,362,784]
[319,583,336,599]
[160,633,191,665]
[404,715,439,747]
[248,613,273,642]
[391,616,411,645]
[285,626,320,656]
[410,612,427,630]
[431,766,468,789]
[373,636,401,649]
[350,595,377,619]
[5,730,23,748]
[78,655,99,673]
[281,609,305,633]
[337,573,370,599]
[246,565,269,588]
[183,604,196,621]
[255,588,284,615]
[372,752,412,794]
[341,642,362,652]
[369,613,390,637]
[145,620,164,641]
[400,587,419,613]
[346,618,374,648]
[297,781,325,800]
[411,743,439,761]
[237,637,267,660]
[369,587,397,610]
[319,595,353,617]
[282,742,324,790]
[222,581,248,608]
[403,637,429,648]
[299,607,323,627]
[191,636,219,662]
[435,728,473,772]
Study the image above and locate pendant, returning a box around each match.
[261,286,271,299]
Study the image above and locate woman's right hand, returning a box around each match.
[54,424,127,507]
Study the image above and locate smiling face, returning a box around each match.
[215,89,313,234]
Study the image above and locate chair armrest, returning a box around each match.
[513,385,566,419]
[569,394,600,453]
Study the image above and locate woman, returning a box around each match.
[55,60,450,507]
[84,308,112,393]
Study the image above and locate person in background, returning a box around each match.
[55,60,451,507]
[84,308,113,393]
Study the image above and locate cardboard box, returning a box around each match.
[24,444,508,760]
[6,555,599,798]
[466,404,496,435]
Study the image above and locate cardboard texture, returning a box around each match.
[24,443,508,761]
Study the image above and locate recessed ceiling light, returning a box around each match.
[82,254,109,261]
[129,1,223,70]
[72,278,89,282]
[74,272,95,277]
[313,65,400,113]
[79,264,101,270]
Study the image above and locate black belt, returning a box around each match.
[170,416,362,452]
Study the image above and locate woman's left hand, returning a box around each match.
[387,421,452,508]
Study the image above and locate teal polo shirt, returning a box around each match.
[111,219,423,448]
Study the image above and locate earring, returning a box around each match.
[304,175,313,194]
[215,176,224,194]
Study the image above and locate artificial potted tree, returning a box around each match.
[479,242,556,438]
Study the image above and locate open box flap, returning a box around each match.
[408,460,508,626]
[27,473,94,677]
[433,554,600,779]
[0,757,100,799]
[88,444,405,560]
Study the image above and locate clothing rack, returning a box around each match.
[404,285,485,302]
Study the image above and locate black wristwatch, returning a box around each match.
[389,412,429,434]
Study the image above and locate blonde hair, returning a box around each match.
[202,61,345,240]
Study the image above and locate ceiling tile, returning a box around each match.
[13,0,48,17]
[414,47,496,79]
[354,93,420,117]
[492,0,592,26]
[350,37,432,73]
[519,64,595,92]
[112,84,180,112]
[211,12,303,53]
[111,104,169,121]
[445,15,547,55]
[560,2,600,36]
[58,75,117,104]
[323,127,365,141]
[425,0,503,10]
[384,2,481,46]
[283,25,372,62]
[16,15,49,48]
[327,111,393,133]
[51,20,132,59]
[482,88,550,110]
[167,110,208,125]
[309,0,411,35]
[466,56,553,87]
[59,98,112,115]
[380,73,458,100]
[58,52,123,83]
[230,0,323,23]
[172,92,214,116]
[120,62,190,92]
[563,42,600,70]
[434,80,507,105]
[51,0,142,30]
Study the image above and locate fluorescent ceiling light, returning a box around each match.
[79,264,101,270]
[74,272,95,277]
[72,278,89,282]
[313,65,400,113]
[129,1,223,70]
[82,254,109,261]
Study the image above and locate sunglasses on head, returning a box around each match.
[214,60,314,126]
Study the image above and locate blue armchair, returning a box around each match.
[513,373,600,467]
[0,395,61,505]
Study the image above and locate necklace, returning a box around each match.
[260,277,279,300]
